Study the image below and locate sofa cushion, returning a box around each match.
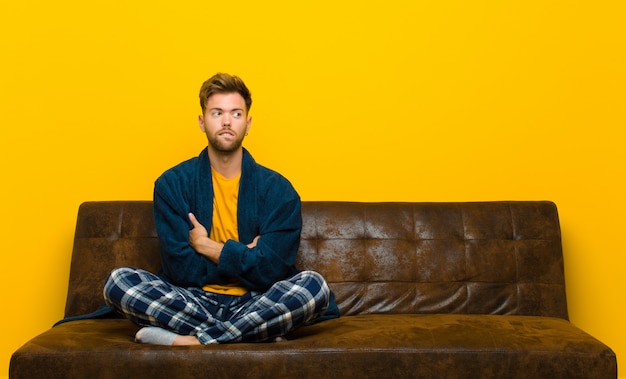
[11,315,615,379]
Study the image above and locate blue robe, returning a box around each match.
[154,147,339,321]
[154,147,302,291]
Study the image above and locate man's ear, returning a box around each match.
[246,116,252,135]
[198,115,206,132]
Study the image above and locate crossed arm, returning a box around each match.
[188,212,259,264]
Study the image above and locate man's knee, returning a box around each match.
[297,270,330,304]
[103,266,141,303]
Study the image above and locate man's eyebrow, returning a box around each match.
[209,107,244,112]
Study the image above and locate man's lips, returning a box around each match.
[218,130,235,138]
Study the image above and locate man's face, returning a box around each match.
[198,92,252,154]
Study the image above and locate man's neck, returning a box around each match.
[207,147,243,179]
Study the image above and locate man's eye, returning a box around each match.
[233,112,242,118]
[211,111,222,117]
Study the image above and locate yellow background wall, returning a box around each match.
[1,0,624,377]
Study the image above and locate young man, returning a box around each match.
[103,73,339,345]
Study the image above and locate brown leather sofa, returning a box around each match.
[10,201,617,378]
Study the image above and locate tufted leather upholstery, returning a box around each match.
[298,202,568,318]
[10,201,616,378]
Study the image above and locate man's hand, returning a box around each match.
[188,213,223,264]
[247,235,260,248]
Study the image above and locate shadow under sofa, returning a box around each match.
[10,201,617,378]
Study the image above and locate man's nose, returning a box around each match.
[222,115,231,127]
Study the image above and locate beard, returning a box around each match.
[208,132,245,153]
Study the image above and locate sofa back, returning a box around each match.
[64,201,568,320]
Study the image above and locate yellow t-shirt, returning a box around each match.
[201,168,249,296]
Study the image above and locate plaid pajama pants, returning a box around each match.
[103,267,330,344]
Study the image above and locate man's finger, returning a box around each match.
[188,213,200,227]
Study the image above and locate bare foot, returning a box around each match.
[172,335,202,346]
